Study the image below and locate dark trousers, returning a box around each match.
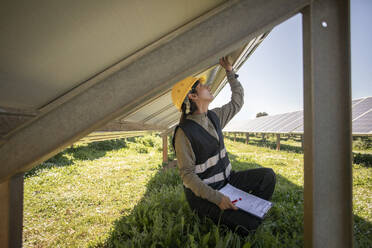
[184,167,276,236]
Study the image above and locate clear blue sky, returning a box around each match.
[209,0,372,124]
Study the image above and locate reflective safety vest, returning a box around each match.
[172,110,232,190]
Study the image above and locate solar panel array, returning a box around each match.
[223,96,372,135]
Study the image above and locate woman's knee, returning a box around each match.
[265,168,276,184]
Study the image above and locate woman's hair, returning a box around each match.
[179,80,199,124]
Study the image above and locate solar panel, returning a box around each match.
[259,113,289,131]
[352,110,372,134]
[352,97,372,120]
[264,111,300,132]
[223,96,371,135]
[252,115,278,132]
[244,118,264,131]
[352,98,364,106]
[223,119,248,132]
[272,111,302,132]
[239,119,254,132]
[246,116,270,132]
[279,115,303,133]
[150,107,178,125]
[292,122,304,133]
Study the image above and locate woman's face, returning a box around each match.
[194,83,214,102]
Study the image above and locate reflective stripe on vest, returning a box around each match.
[194,147,227,174]
[202,162,231,185]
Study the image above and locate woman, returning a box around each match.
[171,56,276,236]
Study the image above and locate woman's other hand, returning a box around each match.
[218,194,239,210]
[219,56,233,72]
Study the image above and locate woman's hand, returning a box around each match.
[219,56,233,72]
[218,195,239,210]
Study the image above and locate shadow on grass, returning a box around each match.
[353,152,372,168]
[90,153,372,247]
[24,139,128,178]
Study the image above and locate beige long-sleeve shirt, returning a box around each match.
[174,69,244,206]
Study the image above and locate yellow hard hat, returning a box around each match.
[171,75,207,111]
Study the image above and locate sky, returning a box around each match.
[209,0,372,124]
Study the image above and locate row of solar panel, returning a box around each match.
[223,96,372,135]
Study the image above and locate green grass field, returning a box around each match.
[23,133,371,247]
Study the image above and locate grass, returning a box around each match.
[23,133,371,247]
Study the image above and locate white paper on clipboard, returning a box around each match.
[218,183,273,219]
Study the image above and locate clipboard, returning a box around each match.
[218,183,273,219]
